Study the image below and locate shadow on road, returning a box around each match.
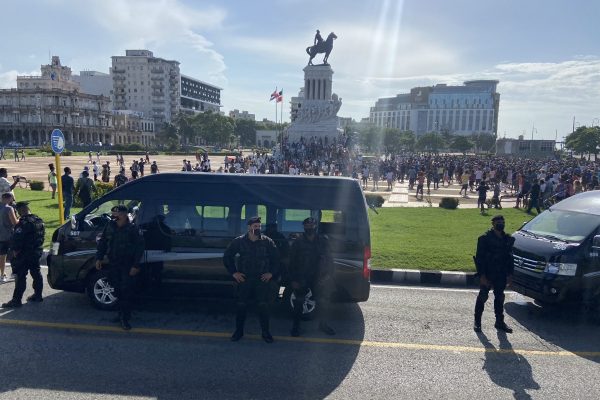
[477,331,540,400]
[0,289,366,400]
[506,301,600,364]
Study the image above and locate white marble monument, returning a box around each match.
[286,64,342,143]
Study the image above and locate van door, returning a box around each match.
[62,199,142,282]
[142,199,235,296]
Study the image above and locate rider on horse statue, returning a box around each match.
[306,30,337,66]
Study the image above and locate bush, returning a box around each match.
[365,193,385,208]
[439,197,459,209]
[29,181,45,191]
[73,181,114,207]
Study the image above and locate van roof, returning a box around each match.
[551,190,600,215]
[126,172,359,186]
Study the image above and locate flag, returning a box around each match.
[276,89,283,103]
[269,88,278,101]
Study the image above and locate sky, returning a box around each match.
[1,0,600,140]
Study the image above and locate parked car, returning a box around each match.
[511,191,600,319]
[47,173,372,315]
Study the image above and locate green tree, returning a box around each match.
[471,132,496,153]
[451,135,473,155]
[382,128,402,153]
[399,131,416,152]
[565,126,600,159]
[155,122,180,150]
[416,132,444,153]
[234,119,257,147]
[358,124,383,152]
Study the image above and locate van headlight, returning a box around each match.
[544,263,577,276]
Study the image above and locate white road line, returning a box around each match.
[372,284,517,294]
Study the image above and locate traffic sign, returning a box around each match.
[51,129,65,154]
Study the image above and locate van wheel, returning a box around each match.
[282,286,317,320]
[87,270,118,311]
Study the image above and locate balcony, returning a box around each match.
[112,68,126,74]
[113,75,126,80]
[151,68,164,74]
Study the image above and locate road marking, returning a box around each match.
[372,284,494,294]
[0,318,598,358]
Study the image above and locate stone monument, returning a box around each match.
[286,31,343,143]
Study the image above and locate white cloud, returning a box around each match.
[78,0,228,82]
[0,69,39,89]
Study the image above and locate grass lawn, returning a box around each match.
[369,207,534,272]
[13,188,81,247]
[13,188,537,272]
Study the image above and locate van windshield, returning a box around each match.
[521,210,600,243]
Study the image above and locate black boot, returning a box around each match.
[26,294,43,303]
[290,320,300,337]
[494,320,513,333]
[1,299,22,308]
[474,314,482,333]
[259,305,273,343]
[120,315,131,331]
[231,307,246,342]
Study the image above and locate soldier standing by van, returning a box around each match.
[288,217,336,337]
[473,215,515,333]
[223,216,280,343]
[95,205,145,330]
[1,202,45,308]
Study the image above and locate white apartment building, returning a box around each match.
[369,80,500,137]
[74,70,112,98]
[229,109,255,121]
[111,50,180,125]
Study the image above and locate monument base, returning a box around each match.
[286,119,342,143]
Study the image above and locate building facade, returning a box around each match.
[0,56,114,147]
[111,110,155,146]
[496,137,556,158]
[74,70,112,98]
[180,74,221,114]
[111,50,180,125]
[229,109,255,121]
[369,80,500,137]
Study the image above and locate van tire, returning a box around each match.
[282,286,317,320]
[87,270,119,311]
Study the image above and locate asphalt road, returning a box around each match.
[0,277,599,400]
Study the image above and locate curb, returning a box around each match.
[371,268,478,288]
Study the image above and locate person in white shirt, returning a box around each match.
[0,168,17,199]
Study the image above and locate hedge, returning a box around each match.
[29,181,45,191]
[365,193,385,208]
[439,197,460,209]
[72,181,114,207]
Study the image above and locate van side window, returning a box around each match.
[81,199,141,230]
[240,204,267,231]
[157,201,231,236]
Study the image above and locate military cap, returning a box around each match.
[14,201,29,209]
[111,205,129,213]
[303,217,316,225]
[247,216,261,225]
[491,215,505,222]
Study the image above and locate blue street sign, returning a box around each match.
[50,129,65,154]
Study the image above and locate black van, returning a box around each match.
[511,191,600,313]
[47,173,371,313]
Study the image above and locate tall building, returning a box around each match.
[369,80,500,137]
[111,50,180,125]
[0,56,113,146]
[180,74,221,114]
[73,70,112,98]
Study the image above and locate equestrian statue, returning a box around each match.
[306,30,337,65]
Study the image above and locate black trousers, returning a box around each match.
[474,277,507,324]
[109,265,136,320]
[527,197,541,213]
[291,276,334,325]
[235,277,271,333]
[12,256,43,302]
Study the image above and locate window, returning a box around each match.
[81,199,142,231]
[540,142,554,151]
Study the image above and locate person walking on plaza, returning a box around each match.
[223,216,280,343]
[75,170,95,208]
[114,168,128,187]
[61,167,75,220]
[150,161,159,174]
[13,148,18,162]
[0,147,4,160]
[288,217,336,337]
[476,179,490,214]
[473,215,515,334]
[95,205,145,330]
[101,161,111,183]
[47,164,58,199]
[1,201,45,308]
[0,193,18,282]
[526,179,541,214]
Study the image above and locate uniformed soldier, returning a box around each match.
[473,215,515,333]
[1,202,45,308]
[288,217,336,337]
[223,216,280,343]
[95,204,145,330]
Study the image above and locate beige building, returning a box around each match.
[0,56,113,146]
[229,109,255,121]
[111,50,180,125]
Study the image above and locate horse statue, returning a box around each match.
[306,32,337,65]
